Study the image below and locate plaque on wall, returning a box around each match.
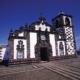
[41,35,46,40]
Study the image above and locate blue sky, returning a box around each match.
[0,0,80,49]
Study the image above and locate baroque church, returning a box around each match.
[0,12,77,64]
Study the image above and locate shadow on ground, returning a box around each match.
[0,60,9,67]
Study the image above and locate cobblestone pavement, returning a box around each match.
[0,55,80,80]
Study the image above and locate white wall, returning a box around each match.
[14,39,27,59]
[30,32,37,58]
[1,48,6,60]
[18,32,24,37]
[35,23,50,32]
[57,41,66,56]
[49,34,56,56]
[0,47,10,60]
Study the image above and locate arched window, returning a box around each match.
[17,40,24,59]
[59,42,64,56]
[65,17,70,26]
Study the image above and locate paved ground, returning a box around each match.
[0,55,80,80]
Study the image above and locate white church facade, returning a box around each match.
[0,12,77,64]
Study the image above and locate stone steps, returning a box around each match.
[50,61,80,73]
[41,63,80,80]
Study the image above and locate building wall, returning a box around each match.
[18,32,24,37]
[64,27,75,55]
[30,32,37,58]
[0,45,9,60]
[35,23,50,32]
[8,40,14,59]
[1,48,7,60]
[0,47,2,60]
[49,34,56,56]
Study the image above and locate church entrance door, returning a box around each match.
[40,47,49,61]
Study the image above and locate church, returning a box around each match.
[1,12,77,64]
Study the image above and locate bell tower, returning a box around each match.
[52,12,76,56]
